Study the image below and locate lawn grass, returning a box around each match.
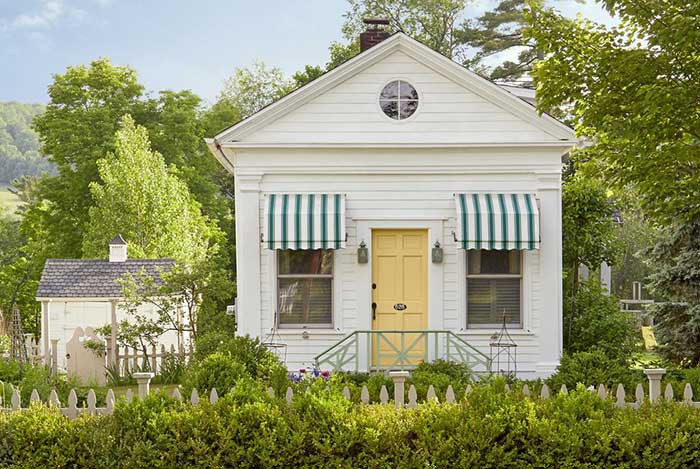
[0,185,22,218]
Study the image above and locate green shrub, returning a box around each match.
[4,384,700,466]
[182,352,248,395]
[194,332,285,384]
[565,280,639,361]
[549,350,645,392]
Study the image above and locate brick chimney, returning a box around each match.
[360,18,391,52]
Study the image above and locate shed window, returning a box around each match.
[380,80,418,120]
[277,250,333,328]
[466,250,521,328]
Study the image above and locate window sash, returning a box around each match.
[276,251,334,328]
[466,251,522,329]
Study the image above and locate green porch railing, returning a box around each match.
[314,330,492,373]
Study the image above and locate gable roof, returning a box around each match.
[36,258,175,300]
[209,32,574,148]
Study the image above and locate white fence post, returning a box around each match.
[389,371,409,408]
[133,372,154,399]
[644,368,666,403]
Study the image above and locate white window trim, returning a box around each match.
[458,250,533,333]
[273,250,338,330]
[375,77,423,123]
[465,251,523,329]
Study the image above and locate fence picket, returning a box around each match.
[190,389,199,405]
[30,389,40,405]
[465,384,472,396]
[67,390,77,420]
[87,389,97,414]
[426,385,438,403]
[615,384,626,409]
[522,384,530,397]
[172,387,182,401]
[684,383,693,404]
[125,389,133,403]
[540,384,550,399]
[379,386,389,404]
[597,384,607,400]
[635,383,644,406]
[360,386,370,405]
[49,389,60,408]
[285,387,294,404]
[343,386,351,400]
[210,388,218,404]
[504,383,511,393]
[11,388,20,410]
[559,384,568,395]
[106,389,115,413]
[268,387,275,398]
[664,383,674,402]
[445,385,455,403]
[408,385,417,409]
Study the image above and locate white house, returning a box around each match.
[36,235,184,381]
[207,28,576,378]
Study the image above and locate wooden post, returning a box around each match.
[110,300,118,367]
[389,370,409,408]
[42,301,50,366]
[644,368,666,403]
[50,338,58,374]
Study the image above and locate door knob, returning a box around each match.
[372,302,377,320]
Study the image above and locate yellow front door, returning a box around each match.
[371,229,428,367]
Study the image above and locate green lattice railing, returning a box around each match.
[314,330,491,373]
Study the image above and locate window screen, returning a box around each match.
[467,250,521,328]
[277,250,333,327]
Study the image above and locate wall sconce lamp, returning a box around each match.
[432,241,443,263]
[357,240,369,264]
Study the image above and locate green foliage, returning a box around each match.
[0,102,52,185]
[82,115,216,264]
[562,175,621,274]
[565,280,638,361]
[218,61,293,119]
[548,350,644,392]
[647,221,700,365]
[527,1,700,226]
[182,352,248,396]
[194,332,285,384]
[411,359,472,397]
[6,384,700,466]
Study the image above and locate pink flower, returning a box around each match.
[299,368,306,374]
[321,370,330,377]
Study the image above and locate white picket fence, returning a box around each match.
[1,368,697,420]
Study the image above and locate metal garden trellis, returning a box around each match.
[490,313,517,377]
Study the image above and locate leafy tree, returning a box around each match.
[647,221,700,365]
[343,0,467,58]
[527,1,700,225]
[459,0,543,81]
[562,175,621,294]
[82,115,217,264]
[218,61,293,119]
[0,102,52,184]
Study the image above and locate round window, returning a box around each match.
[379,80,418,120]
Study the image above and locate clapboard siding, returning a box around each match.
[241,51,559,145]
[249,147,561,376]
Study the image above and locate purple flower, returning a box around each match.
[313,369,320,377]
[299,368,306,374]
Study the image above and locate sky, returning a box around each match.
[0,0,615,104]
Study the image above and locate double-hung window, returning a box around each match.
[466,250,522,328]
[277,250,333,328]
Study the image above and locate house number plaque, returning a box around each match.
[393,303,407,311]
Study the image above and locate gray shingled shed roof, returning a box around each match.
[36,259,175,299]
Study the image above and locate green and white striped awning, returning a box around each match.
[455,193,540,250]
[264,194,346,250]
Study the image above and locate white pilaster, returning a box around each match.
[535,173,563,376]
[41,300,50,365]
[235,173,263,338]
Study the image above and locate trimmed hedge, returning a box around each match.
[1,383,700,467]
